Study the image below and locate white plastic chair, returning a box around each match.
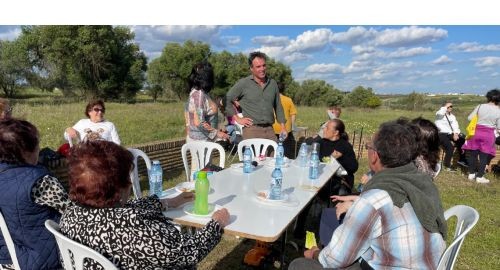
[45,220,118,270]
[437,205,480,270]
[182,141,225,181]
[0,211,20,270]
[237,138,278,161]
[127,148,152,199]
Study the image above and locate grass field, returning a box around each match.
[9,98,500,269]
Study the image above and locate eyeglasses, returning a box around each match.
[92,107,105,113]
[365,143,376,151]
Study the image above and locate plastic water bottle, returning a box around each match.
[299,143,308,167]
[276,142,284,167]
[243,146,253,173]
[270,167,283,200]
[194,171,210,215]
[149,160,163,197]
[309,145,320,180]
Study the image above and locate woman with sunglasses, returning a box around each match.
[64,100,121,145]
[0,98,12,120]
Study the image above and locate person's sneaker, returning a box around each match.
[468,173,476,181]
[444,167,457,172]
[457,160,468,167]
[475,177,490,184]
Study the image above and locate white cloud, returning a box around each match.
[304,63,343,73]
[448,42,500,52]
[0,26,21,41]
[432,55,452,65]
[386,47,432,58]
[331,26,376,44]
[283,52,311,64]
[130,25,225,58]
[222,36,240,45]
[251,35,289,46]
[374,26,448,47]
[491,72,499,77]
[286,28,334,52]
[343,60,373,73]
[352,45,377,55]
[474,57,500,67]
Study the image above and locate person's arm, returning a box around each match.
[225,82,242,117]
[31,175,71,214]
[64,119,84,142]
[318,195,377,268]
[109,122,121,145]
[451,114,460,134]
[290,101,297,130]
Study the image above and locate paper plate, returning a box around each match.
[175,182,195,193]
[264,158,290,168]
[256,190,288,202]
[183,203,221,218]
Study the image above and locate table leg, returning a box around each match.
[280,230,288,269]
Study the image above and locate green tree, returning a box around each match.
[345,86,381,108]
[20,25,147,100]
[0,40,30,97]
[147,41,210,100]
[403,91,426,110]
[209,51,248,97]
[294,79,343,106]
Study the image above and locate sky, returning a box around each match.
[1,1,499,95]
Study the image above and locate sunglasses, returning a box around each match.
[92,107,105,113]
[365,143,376,151]
[447,105,453,109]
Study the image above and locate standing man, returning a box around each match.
[225,51,287,141]
[289,120,447,270]
[273,82,297,158]
[435,101,467,171]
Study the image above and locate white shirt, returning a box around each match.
[435,107,460,134]
[64,119,121,145]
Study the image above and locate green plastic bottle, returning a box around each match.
[194,171,209,215]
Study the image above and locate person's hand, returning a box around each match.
[217,130,230,140]
[330,194,359,202]
[304,246,320,259]
[235,117,253,127]
[212,208,230,227]
[452,133,459,141]
[279,129,288,141]
[332,150,342,159]
[66,127,78,139]
[202,122,214,131]
[335,200,353,219]
[164,192,194,208]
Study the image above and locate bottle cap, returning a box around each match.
[311,142,320,152]
[197,171,207,179]
[153,160,160,165]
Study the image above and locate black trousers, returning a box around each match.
[438,133,465,167]
[466,150,494,177]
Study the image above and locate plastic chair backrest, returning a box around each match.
[0,211,20,270]
[434,163,442,179]
[237,138,278,161]
[437,205,479,270]
[44,220,118,270]
[181,141,225,181]
[127,148,152,199]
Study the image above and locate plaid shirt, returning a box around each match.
[319,189,446,269]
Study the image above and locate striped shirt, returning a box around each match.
[318,189,446,269]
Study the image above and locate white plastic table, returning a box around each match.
[163,158,341,242]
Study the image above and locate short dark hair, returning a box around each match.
[411,117,440,171]
[248,51,267,67]
[486,89,500,105]
[188,61,214,93]
[0,118,39,164]
[277,82,285,94]
[68,140,133,208]
[373,120,418,168]
[85,100,106,118]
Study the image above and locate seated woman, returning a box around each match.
[0,98,12,120]
[60,140,230,269]
[0,119,68,270]
[64,100,121,145]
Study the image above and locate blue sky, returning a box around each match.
[1,25,499,94]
